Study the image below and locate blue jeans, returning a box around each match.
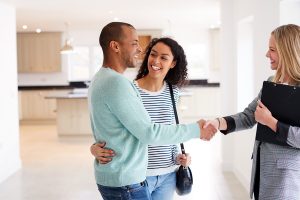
[97,181,151,200]
[147,172,176,200]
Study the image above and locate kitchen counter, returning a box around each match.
[46,93,87,99]
[18,79,220,91]
[18,85,73,90]
[45,88,88,99]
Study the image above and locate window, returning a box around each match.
[68,46,103,81]
[185,43,208,79]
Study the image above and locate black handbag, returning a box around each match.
[169,83,193,196]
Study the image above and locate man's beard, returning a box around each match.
[125,57,137,68]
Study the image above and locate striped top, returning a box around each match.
[133,81,179,176]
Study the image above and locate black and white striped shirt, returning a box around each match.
[133,81,179,176]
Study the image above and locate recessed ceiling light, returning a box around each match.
[36,28,42,33]
[22,25,28,30]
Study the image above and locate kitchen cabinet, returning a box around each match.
[178,87,221,123]
[18,89,70,121]
[138,35,151,60]
[19,90,56,120]
[17,32,62,73]
[138,35,151,51]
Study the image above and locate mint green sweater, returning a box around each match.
[88,67,200,187]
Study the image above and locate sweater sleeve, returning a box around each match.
[220,90,260,135]
[276,121,300,149]
[106,78,200,145]
[220,76,275,134]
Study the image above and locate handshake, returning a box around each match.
[197,119,221,141]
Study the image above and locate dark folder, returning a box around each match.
[255,81,300,146]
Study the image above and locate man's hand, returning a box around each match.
[203,119,219,130]
[90,142,115,164]
[198,119,217,141]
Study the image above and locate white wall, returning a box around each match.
[280,0,300,25]
[237,17,254,111]
[209,28,221,82]
[220,0,237,173]
[0,2,22,183]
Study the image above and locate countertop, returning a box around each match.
[18,80,220,91]
[45,88,88,99]
[45,93,87,99]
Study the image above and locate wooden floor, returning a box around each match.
[0,124,249,200]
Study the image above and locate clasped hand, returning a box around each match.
[198,119,217,141]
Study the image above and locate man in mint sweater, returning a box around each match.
[88,22,217,200]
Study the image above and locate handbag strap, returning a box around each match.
[168,83,186,155]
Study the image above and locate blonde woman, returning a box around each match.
[205,24,300,200]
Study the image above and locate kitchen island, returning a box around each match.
[47,92,91,136]
[42,81,221,136]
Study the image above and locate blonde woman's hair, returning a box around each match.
[272,24,300,84]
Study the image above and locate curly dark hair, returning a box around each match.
[136,37,188,87]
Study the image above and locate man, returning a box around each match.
[88,22,216,200]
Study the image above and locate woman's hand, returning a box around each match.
[90,142,115,164]
[255,100,278,132]
[176,153,191,167]
[204,117,227,131]
[203,119,219,130]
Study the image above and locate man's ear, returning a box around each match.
[109,41,120,53]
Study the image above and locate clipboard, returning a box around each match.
[255,81,300,146]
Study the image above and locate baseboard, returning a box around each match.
[233,166,250,193]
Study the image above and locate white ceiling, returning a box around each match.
[2,0,220,32]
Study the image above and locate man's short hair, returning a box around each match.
[99,22,135,53]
